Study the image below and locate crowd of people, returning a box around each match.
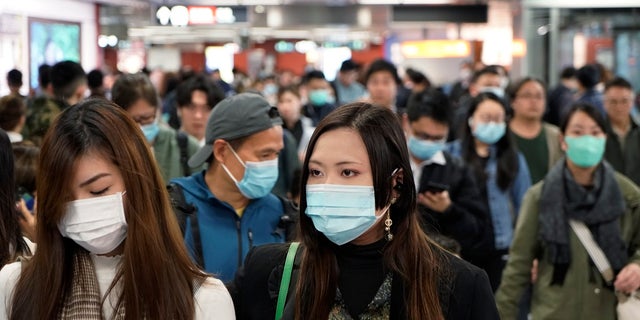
[0,56,639,319]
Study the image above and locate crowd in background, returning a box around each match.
[1,55,640,319]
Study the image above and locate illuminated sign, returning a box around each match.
[400,40,471,58]
[156,6,246,26]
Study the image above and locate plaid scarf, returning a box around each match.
[57,250,125,320]
[56,250,205,319]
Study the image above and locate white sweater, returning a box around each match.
[0,254,235,319]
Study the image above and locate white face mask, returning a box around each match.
[58,191,128,254]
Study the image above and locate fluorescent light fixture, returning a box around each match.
[358,0,400,5]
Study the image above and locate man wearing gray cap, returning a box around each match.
[169,93,289,283]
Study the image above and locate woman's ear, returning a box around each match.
[392,168,404,196]
[559,133,568,153]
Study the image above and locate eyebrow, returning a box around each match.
[79,173,111,188]
[308,159,363,166]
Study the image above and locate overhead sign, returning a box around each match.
[156,6,247,26]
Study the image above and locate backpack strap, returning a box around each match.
[167,182,204,267]
[176,131,191,177]
[275,196,299,241]
[275,242,300,320]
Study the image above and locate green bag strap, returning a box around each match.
[275,242,300,320]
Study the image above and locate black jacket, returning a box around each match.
[604,118,640,186]
[417,152,494,262]
[227,243,500,320]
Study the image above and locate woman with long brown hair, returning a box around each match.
[0,99,234,319]
[229,103,498,319]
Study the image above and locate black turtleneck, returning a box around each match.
[335,238,387,319]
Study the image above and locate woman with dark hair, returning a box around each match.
[497,103,640,319]
[229,103,498,320]
[0,100,234,319]
[0,130,31,267]
[11,142,38,242]
[276,85,314,160]
[111,73,201,182]
[448,92,532,291]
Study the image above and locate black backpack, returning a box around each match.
[167,183,298,268]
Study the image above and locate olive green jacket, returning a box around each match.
[152,126,202,183]
[496,172,640,320]
[543,123,563,171]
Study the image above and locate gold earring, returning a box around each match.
[385,210,393,241]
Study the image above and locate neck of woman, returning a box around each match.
[566,160,597,186]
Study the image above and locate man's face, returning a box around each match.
[605,86,634,125]
[408,116,449,143]
[470,73,502,97]
[366,71,397,108]
[339,70,357,86]
[221,126,284,187]
[179,90,211,141]
[307,78,330,91]
[511,81,546,121]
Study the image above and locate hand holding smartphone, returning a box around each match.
[422,181,449,194]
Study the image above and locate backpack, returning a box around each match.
[176,131,191,177]
[167,182,298,268]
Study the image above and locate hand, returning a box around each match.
[417,190,452,213]
[614,263,640,294]
[16,200,36,243]
[531,259,539,284]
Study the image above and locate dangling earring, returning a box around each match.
[385,198,396,241]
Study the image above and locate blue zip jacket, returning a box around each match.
[448,141,531,250]
[171,170,285,283]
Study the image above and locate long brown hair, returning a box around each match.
[9,98,207,319]
[0,129,28,266]
[295,103,447,319]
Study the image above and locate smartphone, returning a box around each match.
[422,182,449,193]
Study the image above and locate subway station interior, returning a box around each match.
[0,0,639,95]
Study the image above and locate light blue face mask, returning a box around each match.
[471,120,506,145]
[408,136,446,161]
[263,83,278,96]
[309,89,333,106]
[221,145,279,199]
[565,135,606,168]
[480,86,505,99]
[140,121,160,143]
[305,184,383,246]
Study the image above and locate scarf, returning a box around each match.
[57,250,204,319]
[57,250,125,320]
[539,159,628,285]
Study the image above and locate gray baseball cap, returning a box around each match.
[188,93,283,168]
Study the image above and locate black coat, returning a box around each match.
[227,243,500,320]
[417,152,495,263]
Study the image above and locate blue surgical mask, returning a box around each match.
[263,83,277,96]
[471,120,506,144]
[221,145,279,199]
[309,89,331,106]
[565,135,606,168]
[480,86,505,99]
[305,184,384,246]
[408,136,446,161]
[140,121,160,143]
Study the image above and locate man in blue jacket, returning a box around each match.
[171,93,287,283]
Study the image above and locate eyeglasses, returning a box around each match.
[605,99,632,107]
